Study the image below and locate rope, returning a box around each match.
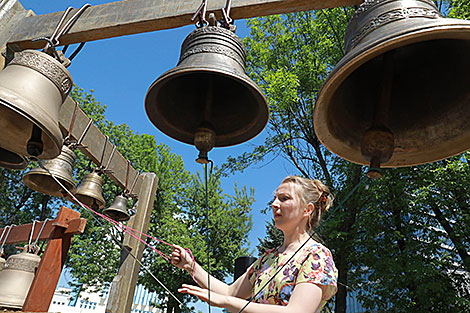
[204,161,213,312]
[39,163,190,310]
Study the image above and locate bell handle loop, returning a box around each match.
[28,220,37,247]
[0,225,14,252]
[71,118,93,149]
[47,7,74,49]
[32,218,49,249]
[126,171,141,198]
[98,135,109,170]
[64,101,80,145]
[124,160,131,192]
[192,0,208,28]
[100,140,117,175]
[221,0,234,28]
[51,4,92,48]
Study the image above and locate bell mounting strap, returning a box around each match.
[32,3,91,65]
[192,0,208,27]
[192,0,235,29]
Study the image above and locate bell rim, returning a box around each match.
[315,22,470,167]
[0,86,63,159]
[103,208,130,222]
[145,66,269,147]
[0,146,28,170]
[73,194,106,209]
[22,169,77,197]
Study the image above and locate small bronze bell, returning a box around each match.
[103,194,131,222]
[314,0,470,170]
[0,50,72,160]
[145,24,269,161]
[74,169,106,209]
[22,145,76,197]
[0,245,41,309]
[0,146,28,170]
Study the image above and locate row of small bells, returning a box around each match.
[0,244,41,309]
[0,33,132,221]
[21,144,134,222]
[3,0,470,177]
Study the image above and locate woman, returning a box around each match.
[171,176,338,312]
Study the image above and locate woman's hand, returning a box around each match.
[170,245,194,272]
[178,284,227,308]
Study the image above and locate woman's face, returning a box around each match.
[272,182,306,231]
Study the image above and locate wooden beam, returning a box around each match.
[0,207,86,245]
[59,96,143,195]
[10,0,362,49]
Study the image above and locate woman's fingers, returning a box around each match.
[170,245,187,267]
[178,285,226,308]
[178,285,207,301]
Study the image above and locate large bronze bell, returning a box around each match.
[0,49,72,160]
[0,146,28,170]
[103,194,131,222]
[145,25,269,160]
[0,246,41,309]
[74,169,106,210]
[314,0,470,170]
[22,145,76,197]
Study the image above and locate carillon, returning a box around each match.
[314,0,470,177]
[145,1,268,163]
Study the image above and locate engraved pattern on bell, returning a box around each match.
[4,254,39,273]
[179,26,246,68]
[10,50,73,98]
[348,6,442,51]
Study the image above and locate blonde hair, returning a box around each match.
[281,176,334,228]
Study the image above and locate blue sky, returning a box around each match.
[19,1,299,310]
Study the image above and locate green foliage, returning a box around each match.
[230,2,470,312]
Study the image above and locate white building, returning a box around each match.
[48,284,162,313]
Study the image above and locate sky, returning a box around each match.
[18,0,298,311]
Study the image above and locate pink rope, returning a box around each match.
[79,201,197,283]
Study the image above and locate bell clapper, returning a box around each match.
[361,51,396,179]
[195,126,216,164]
[26,125,44,158]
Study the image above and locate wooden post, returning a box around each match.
[0,207,87,312]
[105,173,158,313]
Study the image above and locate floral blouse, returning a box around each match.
[247,242,338,312]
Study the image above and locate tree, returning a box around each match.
[0,86,255,313]
[223,2,470,312]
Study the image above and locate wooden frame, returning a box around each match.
[0,207,87,312]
